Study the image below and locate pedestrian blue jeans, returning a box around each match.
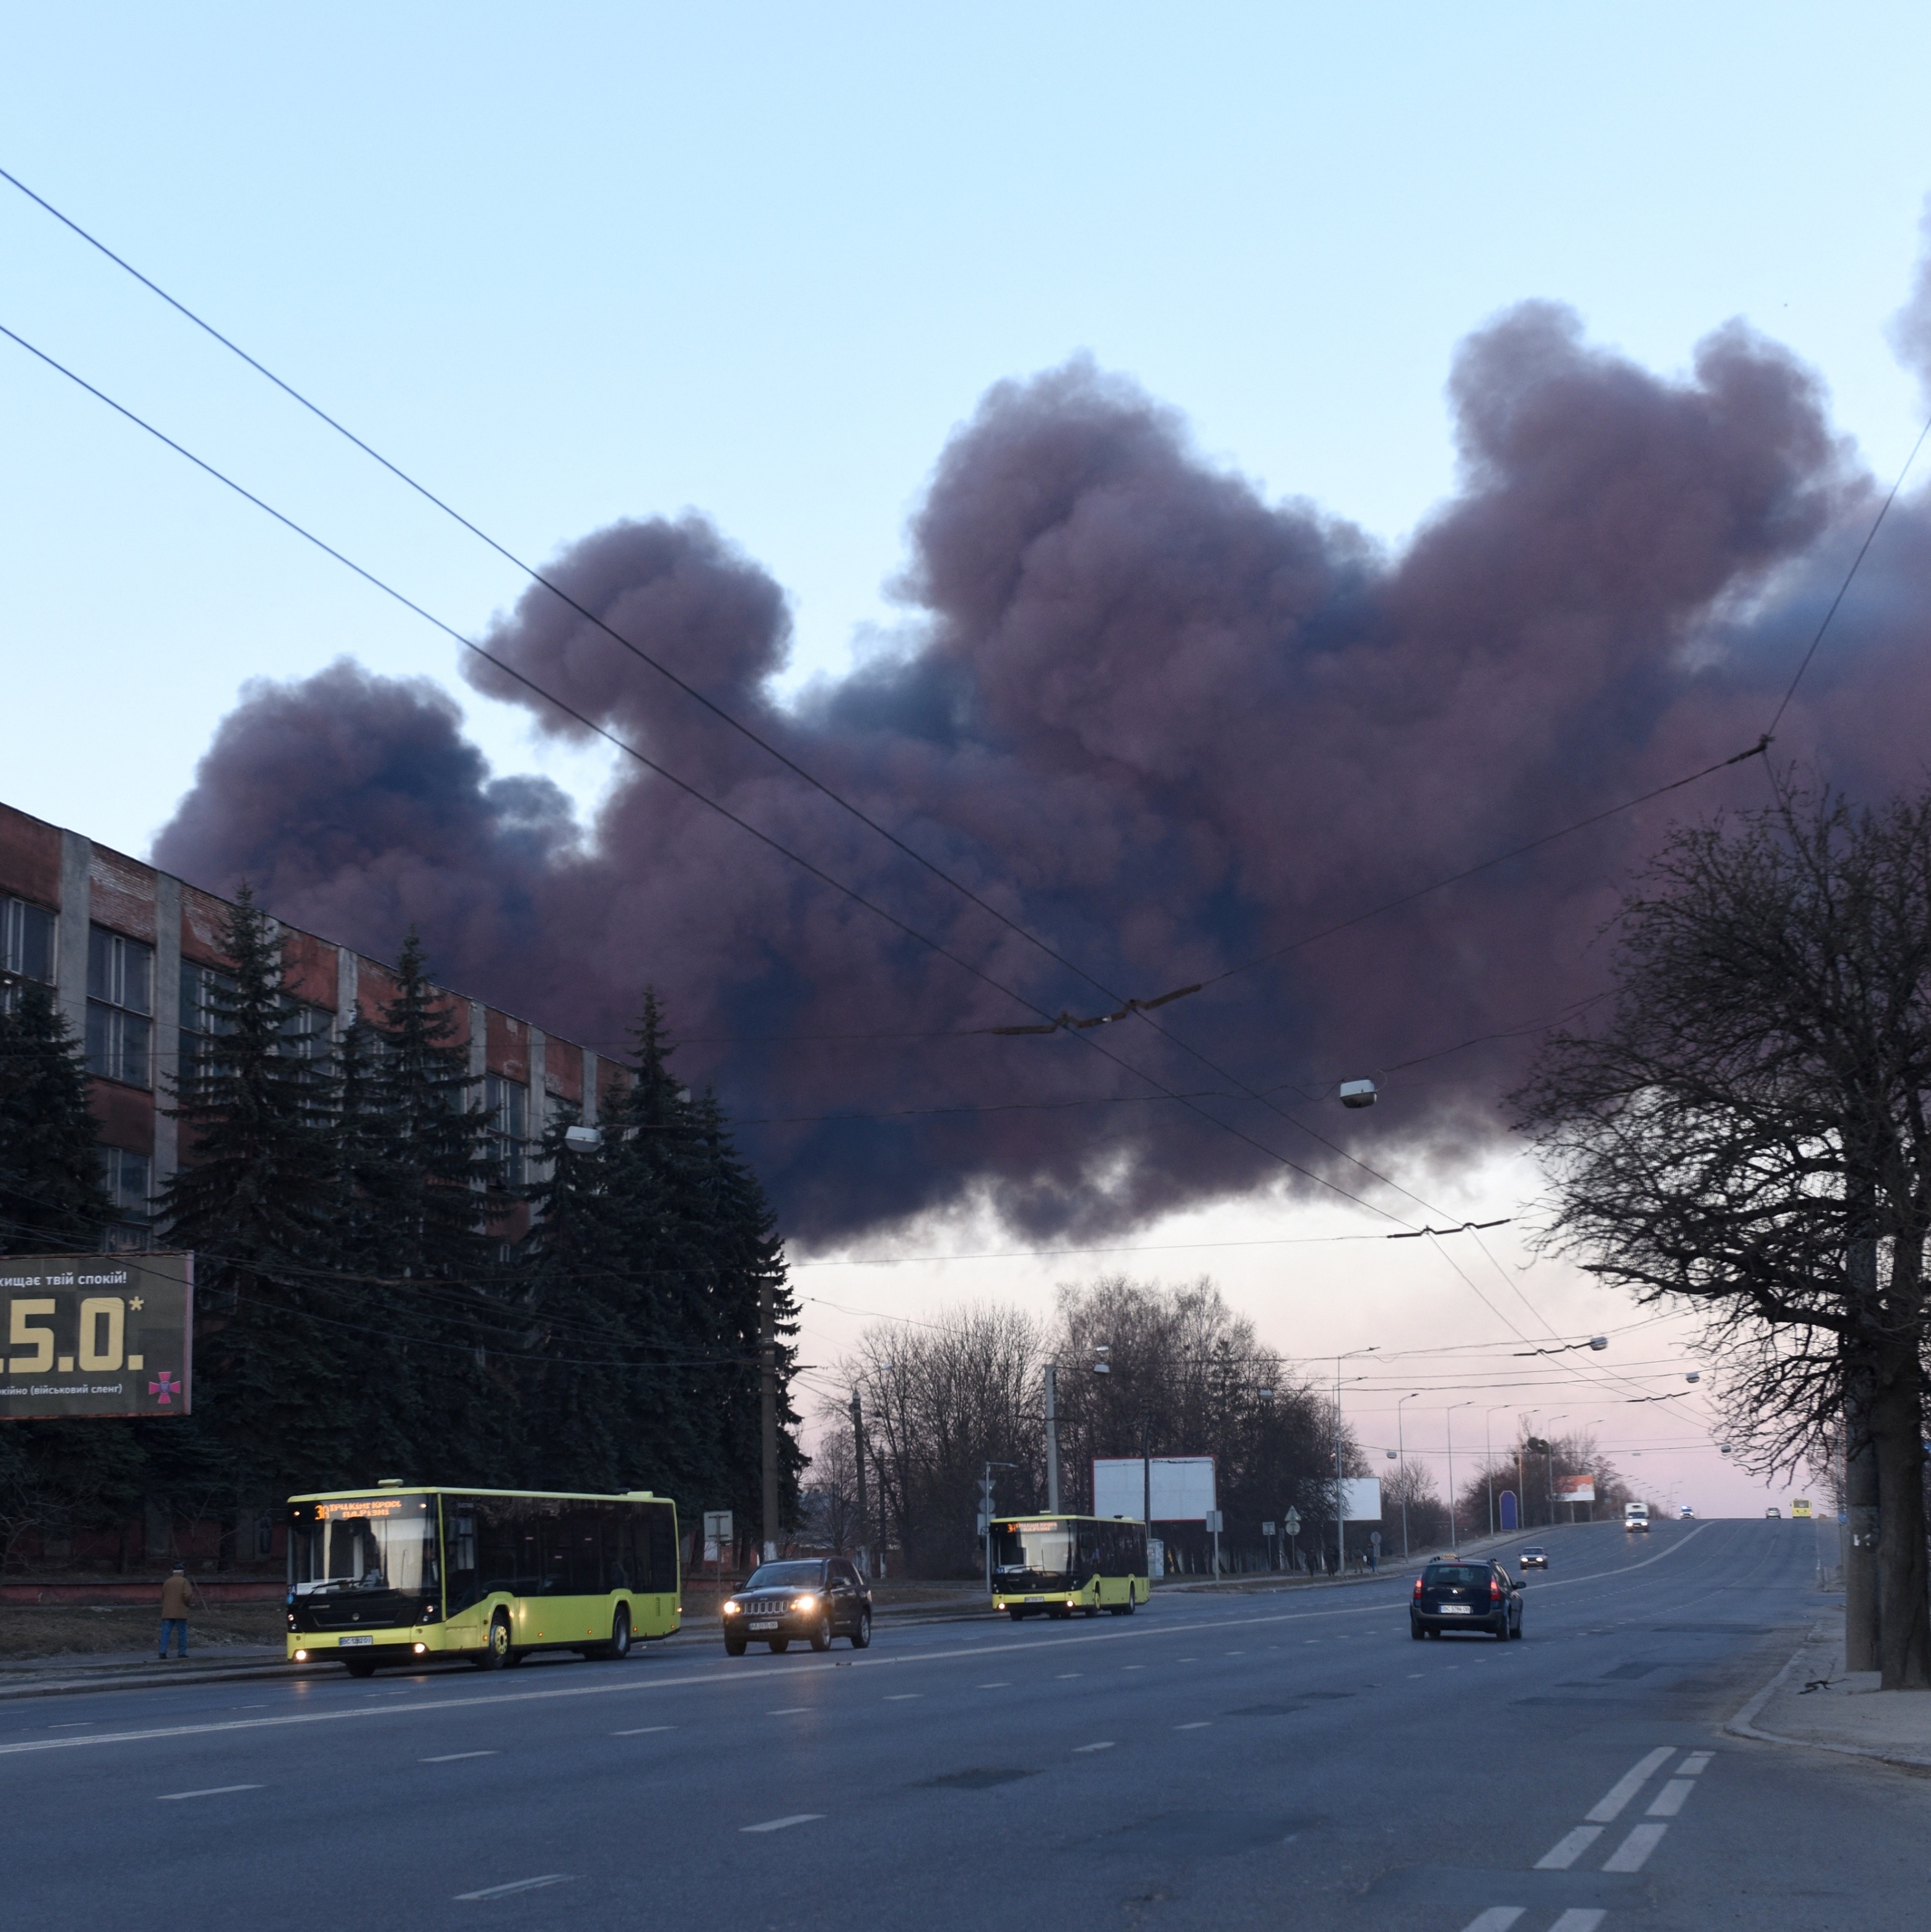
[159,1617,188,1658]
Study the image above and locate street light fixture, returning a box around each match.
[1396,1392,1421,1558]
[1445,1402,1473,1545]
[1334,1347,1377,1573]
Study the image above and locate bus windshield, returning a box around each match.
[992,1521,1076,1582]
[289,1494,437,1597]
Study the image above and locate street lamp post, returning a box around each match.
[1445,1403,1472,1547]
[1396,1392,1420,1558]
[1334,1348,1376,1573]
[1483,1405,1512,1538]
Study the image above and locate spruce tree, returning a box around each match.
[359,933,505,1484]
[156,886,345,1499]
[0,983,113,1254]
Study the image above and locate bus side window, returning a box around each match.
[1097,1523,1118,1575]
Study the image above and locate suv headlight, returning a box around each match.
[792,1594,818,1611]
[723,1601,741,1615]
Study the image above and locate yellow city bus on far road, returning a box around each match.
[1791,1499,1812,1519]
[286,1484,679,1677]
[991,1515,1150,1621]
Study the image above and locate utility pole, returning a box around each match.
[759,1281,779,1562]
[1396,1392,1418,1559]
[1141,1416,1152,1572]
[1334,1347,1375,1573]
[850,1390,870,1576]
[1844,1199,1881,1672]
[1045,1365,1062,1515]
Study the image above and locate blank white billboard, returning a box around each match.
[1340,1477,1383,1522]
[1558,1477,1597,1503]
[1093,1456,1217,1522]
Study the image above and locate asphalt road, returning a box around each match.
[1,1517,1921,1931]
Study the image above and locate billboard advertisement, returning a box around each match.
[0,1252,192,1419]
[1557,1476,1597,1504]
[1093,1455,1216,1522]
[1340,1477,1383,1521]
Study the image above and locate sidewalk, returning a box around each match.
[1728,1616,1931,1769]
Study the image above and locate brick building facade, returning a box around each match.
[0,798,614,1247]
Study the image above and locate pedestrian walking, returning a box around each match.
[157,1563,202,1659]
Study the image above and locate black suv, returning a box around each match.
[723,1558,872,1655]
[1411,1557,1523,1640]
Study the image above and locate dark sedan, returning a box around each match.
[723,1558,872,1655]
[1411,1558,1523,1640]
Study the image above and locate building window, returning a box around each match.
[279,1002,332,1060]
[100,1147,152,1251]
[0,895,56,1013]
[178,961,236,1071]
[86,926,153,1087]
[486,1074,528,1188]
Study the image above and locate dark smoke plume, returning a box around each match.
[154,301,1931,1245]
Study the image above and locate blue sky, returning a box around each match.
[4,3,1923,1506]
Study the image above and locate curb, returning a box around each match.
[1723,1622,1931,1771]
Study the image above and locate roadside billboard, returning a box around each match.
[1340,1477,1383,1521]
[1092,1455,1216,1522]
[1557,1476,1597,1504]
[0,1252,192,1418]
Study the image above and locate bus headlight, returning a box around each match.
[293,1649,309,1662]
[413,1642,427,1653]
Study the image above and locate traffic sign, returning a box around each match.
[1262,1520,1276,1536]
[703,1510,732,1541]
[1370,1530,1382,1547]
[1282,1508,1301,1535]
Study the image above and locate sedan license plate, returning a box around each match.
[339,1634,375,1647]
[748,1618,781,1631]
[1438,1605,1472,1615]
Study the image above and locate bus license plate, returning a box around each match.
[748,1618,781,1631]
[1025,1594,1044,1602]
[1439,1605,1471,1615]
[339,1635,375,1646]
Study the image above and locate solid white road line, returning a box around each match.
[1534,1826,1603,1869]
[1547,1912,1607,1931]
[421,1751,496,1763]
[454,1874,573,1900]
[1601,1821,1669,1872]
[156,1784,262,1800]
[1457,1910,1524,1932]
[1679,1751,1713,1775]
[1647,1778,1694,1817]
[1585,1747,1675,1823]
[741,1814,822,1834]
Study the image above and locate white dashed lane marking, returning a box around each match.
[741,1814,822,1834]
[612,1725,673,1736]
[422,1751,495,1763]
[1647,1778,1694,1817]
[1072,1742,1116,1753]
[454,1875,574,1900]
[1601,1821,1669,1872]
[1586,1747,1674,1823]
[157,1784,262,1801]
[1534,1826,1602,1870]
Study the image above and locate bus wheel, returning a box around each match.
[1122,1591,1137,1615]
[478,1613,513,1672]
[850,1609,872,1649]
[809,1614,832,1652]
[343,1655,377,1679]
[599,1605,632,1661]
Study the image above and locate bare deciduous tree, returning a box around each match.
[1514,787,1931,1688]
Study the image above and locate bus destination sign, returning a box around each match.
[0,1252,192,1419]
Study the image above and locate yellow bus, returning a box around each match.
[285,1483,679,1677]
[1791,1498,1812,1519]
[990,1514,1151,1620]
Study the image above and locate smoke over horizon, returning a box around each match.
[153,295,1931,1248]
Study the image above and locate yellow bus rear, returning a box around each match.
[284,1484,680,1676]
[990,1515,1151,1620]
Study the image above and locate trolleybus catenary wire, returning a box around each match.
[0,315,1424,1236]
[0,164,1777,1235]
